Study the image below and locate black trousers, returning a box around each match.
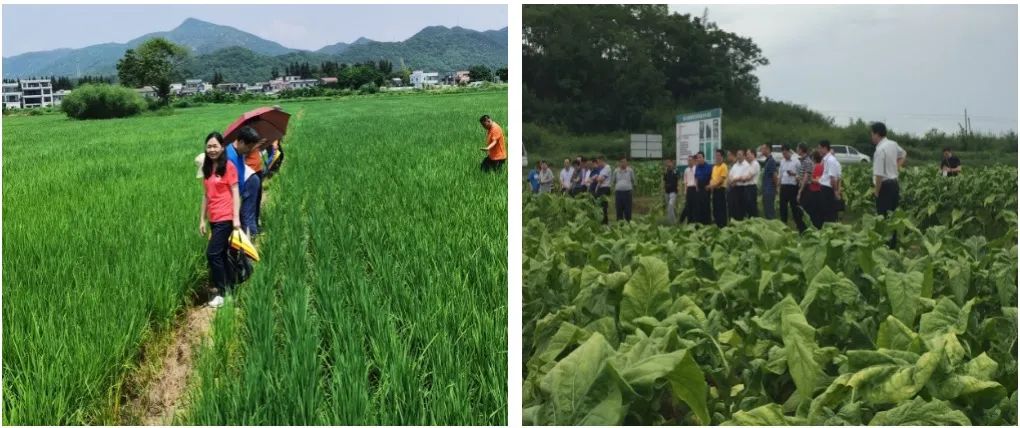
[780,184,806,232]
[696,181,712,225]
[595,187,610,224]
[820,186,838,224]
[729,186,744,221]
[743,185,759,218]
[804,190,824,229]
[615,190,633,222]
[681,186,697,223]
[713,188,727,227]
[206,221,234,295]
[877,179,900,248]
[255,170,265,227]
[481,157,505,172]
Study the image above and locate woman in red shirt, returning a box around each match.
[199,131,241,308]
[799,150,825,230]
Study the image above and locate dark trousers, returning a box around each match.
[570,185,587,197]
[206,221,234,295]
[595,187,610,224]
[877,179,900,248]
[481,157,505,172]
[820,186,838,224]
[615,190,633,222]
[729,186,744,221]
[713,188,727,227]
[697,181,712,225]
[255,170,265,227]
[743,185,759,218]
[681,186,697,223]
[762,186,777,219]
[780,184,806,232]
[241,173,261,236]
[805,190,824,229]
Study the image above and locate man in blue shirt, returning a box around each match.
[227,126,262,236]
[760,144,779,219]
[527,166,540,193]
[693,152,713,225]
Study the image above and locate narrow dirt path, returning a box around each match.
[123,304,216,425]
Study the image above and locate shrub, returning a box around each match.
[60,84,146,120]
[358,82,378,95]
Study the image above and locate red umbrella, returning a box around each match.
[223,106,291,144]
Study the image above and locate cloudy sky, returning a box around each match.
[670,4,1017,135]
[2,4,507,55]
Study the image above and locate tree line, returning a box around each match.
[523,4,768,133]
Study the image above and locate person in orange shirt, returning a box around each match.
[479,115,506,172]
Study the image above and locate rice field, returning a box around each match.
[2,89,508,425]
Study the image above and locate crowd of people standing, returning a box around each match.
[530,122,926,245]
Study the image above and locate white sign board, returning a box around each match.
[629,134,662,159]
[676,108,722,164]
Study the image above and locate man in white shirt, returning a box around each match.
[680,156,698,223]
[738,148,760,218]
[594,156,612,224]
[778,145,806,232]
[559,158,574,194]
[818,140,842,224]
[871,122,906,248]
[727,149,747,220]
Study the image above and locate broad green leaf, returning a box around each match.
[945,260,971,305]
[801,266,860,312]
[722,403,806,425]
[884,270,924,326]
[619,257,671,323]
[716,270,750,295]
[868,397,971,425]
[618,349,710,425]
[538,333,627,425]
[919,297,974,340]
[758,270,777,300]
[876,315,923,353]
[776,297,823,401]
[845,347,940,404]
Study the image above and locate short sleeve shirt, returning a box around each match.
[821,153,842,188]
[762,157,778,190]
[205,162,239,222]
[941,156,961,177]
[873,138,904,180]
[487,123,507,160]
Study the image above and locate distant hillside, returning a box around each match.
[336,26,508,71]
[3,18,507,79]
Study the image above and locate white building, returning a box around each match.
[3,83,22,109]
[170,83,184,95]
[137,86,158,99]
[410,70,439,89]
[20,79,55,108]
[53,89,70,106]
[246,82,270,94]
[180,79,207,96]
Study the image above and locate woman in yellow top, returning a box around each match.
[706,148,729,227]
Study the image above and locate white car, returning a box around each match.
[757,144,870,164]
[830,145,870,164]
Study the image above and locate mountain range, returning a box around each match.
[2,18,508,81]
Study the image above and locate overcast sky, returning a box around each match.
[2,4,507,55]
[670,4,1017,135]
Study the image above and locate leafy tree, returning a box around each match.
[468,65,493,82]
[496,67,508,82]
[116,38,189,105]
[210,71,224,86]
[523,4,768,132]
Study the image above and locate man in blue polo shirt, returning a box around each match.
[227,126,262,236]
[693,152,713,225]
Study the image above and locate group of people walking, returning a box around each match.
[198,119,284,308]
[531,122,913,245]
